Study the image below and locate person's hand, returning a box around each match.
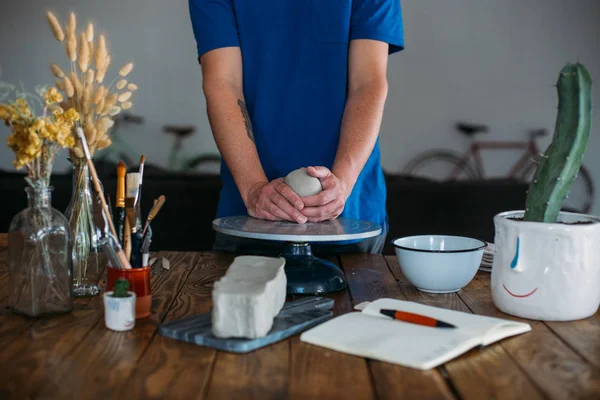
[245,179,308,223]
[300,166,350,222]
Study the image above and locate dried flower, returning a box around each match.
[127,83,138,91]
[82,84,93,113]
[93,86,105,105]
[64,76,74,97]
[95,34,107,70]
[104,93,118,112]
[119,62,133,77]
[66,33,77,62]
[67,12,76,35]
[86,23,94,42]
[96,137,112,150]
[121,101,132,110]
[47,12,65,42]
[69,72,83,98]
[85,70,95,85]
[118,91,132,103]
[44,87,64,105]
[56,79,65,91]
[107,106,121,116]
[51,63,65,78]
[78,33,90,72]
[116,79,127,90]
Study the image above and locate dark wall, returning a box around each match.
[0,167,528,255]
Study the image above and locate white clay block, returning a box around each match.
[285,167,323,197]
[211,255,287,338]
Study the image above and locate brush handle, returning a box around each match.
[114,206,126,247]
[124,218,132,261]
[131,230,143,268]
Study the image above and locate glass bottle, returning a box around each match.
[65,157,103,297]
[8,186,73,317]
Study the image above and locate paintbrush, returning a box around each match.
[142,195,165,236]
[136,155,145,206]
[126,172,143,267]
[74,126,132,270]
[141,224,152,266]
[115,161,127,247]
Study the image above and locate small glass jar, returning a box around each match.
[8,186,73,317]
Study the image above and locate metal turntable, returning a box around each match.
[212,216,382,294]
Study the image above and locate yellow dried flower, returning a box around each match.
[64,108,80,122]
[44,87,64,105]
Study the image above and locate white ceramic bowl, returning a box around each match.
[392,235,486,293]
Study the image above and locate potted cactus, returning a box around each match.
[491,62,600,321]
[103,278,136,331]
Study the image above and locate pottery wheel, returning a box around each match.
[212,216,382,295]
[212,215,382,242]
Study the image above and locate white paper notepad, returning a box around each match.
[299,298,531,370]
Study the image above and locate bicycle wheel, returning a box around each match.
[521,161,594,214]
[403,150,478,181]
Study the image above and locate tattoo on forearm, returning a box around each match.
[237,99,254,142]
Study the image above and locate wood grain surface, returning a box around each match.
[386,256,545,400]
[342,255,458,400]
[289,256,375,400]
[35,251,198,399]
[0,251,598,399]
[459,273,600,399]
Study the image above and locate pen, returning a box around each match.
[379,309,456,328]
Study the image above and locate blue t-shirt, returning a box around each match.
[189,0,404,233]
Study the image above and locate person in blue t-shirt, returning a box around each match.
[188,0,404,255]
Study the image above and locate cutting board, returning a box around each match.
[158,296,334,353]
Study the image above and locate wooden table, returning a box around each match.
[0,235,599,399]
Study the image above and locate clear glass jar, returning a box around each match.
[65,157,103,297]
[8,186,73,317]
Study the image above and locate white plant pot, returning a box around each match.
[103,291,136,331]
[491,210,600,321]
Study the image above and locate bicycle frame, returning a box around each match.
[448,139,539,179]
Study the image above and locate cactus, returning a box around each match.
[523,63,593,222]
[113,278,130,297]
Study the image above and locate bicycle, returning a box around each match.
[403,122,594,214]
[162,124,221,174]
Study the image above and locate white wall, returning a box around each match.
[1,0,600,212]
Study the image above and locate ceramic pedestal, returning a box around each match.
[491,210,600,321]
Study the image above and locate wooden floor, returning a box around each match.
[0,236,599,399]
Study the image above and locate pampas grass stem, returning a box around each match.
[47,12,65,42]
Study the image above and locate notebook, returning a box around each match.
[299,298,531,370]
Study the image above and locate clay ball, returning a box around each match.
[284,167,323,197]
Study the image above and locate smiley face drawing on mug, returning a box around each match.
[501,237,538,298]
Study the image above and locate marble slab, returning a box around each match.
[158,296,334,353]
